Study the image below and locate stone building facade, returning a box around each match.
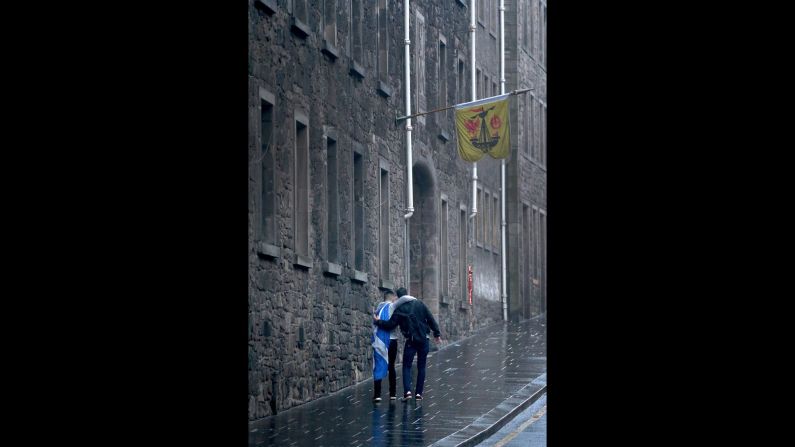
[248,0,546,420]
[504,0,547,319]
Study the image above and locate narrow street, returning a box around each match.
[249,316,546,447]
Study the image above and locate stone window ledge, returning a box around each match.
[438,130,451,142]
[351,269,368,283]
[377,81,392,98]
[255,0,277,15]
[256,242,280,260]
[379,279,395,291]
[350,60,366,79]
[322,39,339,60]
[323,261,342,276]
[294,254,312,269]
[291,17,311,39]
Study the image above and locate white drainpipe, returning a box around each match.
[499,0,508,321]
[404,0,413,290]
[469,0,478,221]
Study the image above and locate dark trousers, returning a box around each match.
[374,339,398,398]
[402,338,430,396]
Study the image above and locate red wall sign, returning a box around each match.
[467,265,473,305]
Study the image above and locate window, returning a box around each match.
[523,2,529,51]
[493,81,498,98]
[533,206,539,281]
[294,0,308,24]
[541,1,547,65]
[536,1,541,58]
[484,191,490,249]
[475,68,481,100]
[294,112,309,257]
[458,59,465,105]
[522,204,531,314]
[377,0,388,81]
[484,74,489,100]
[523,93,531,156]
[493,195,499,250]
[351,0,363,62]
[530,1,535,56]
[542,104,547,166]
[326,134,339,262]
[478,0,485,24]
[414,11,426,124]
[353,150,364,270]
[260,92,276,245]
[536,99,542,160]
[476,187,483,245]
[439,36,449,127]
[529,95,534,158]
[460,207,468,306]
[379,166,390,280]
[491,0,497,35]
[483,190,488,247]
[540,209,546,301]
[440,197,449,299]
[438,37,447,110]
[324,0,336,45]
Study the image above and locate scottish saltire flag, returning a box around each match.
[371,302,391,381]
[455,93,511,162]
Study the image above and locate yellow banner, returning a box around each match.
[455,95,511,162]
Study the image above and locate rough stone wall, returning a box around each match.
[249,0,522,421]
[505,0,547,320]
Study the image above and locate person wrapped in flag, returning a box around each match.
[371,289,412,402]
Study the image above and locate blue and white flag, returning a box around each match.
[371,302,391,381]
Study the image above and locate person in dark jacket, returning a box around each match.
[374,287,441,401]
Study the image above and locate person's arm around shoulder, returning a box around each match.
[374,309,400,330]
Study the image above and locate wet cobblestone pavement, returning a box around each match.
[249,316,546,447]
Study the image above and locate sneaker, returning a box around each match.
[401,391,412,401]
[373,397,382,402]
[389,396,396,401]
[415,394,422,400]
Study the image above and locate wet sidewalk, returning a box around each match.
[249,316,546,447]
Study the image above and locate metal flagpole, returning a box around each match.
[394,89,532,123]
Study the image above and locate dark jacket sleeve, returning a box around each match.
[424,304,441,338]
[375,313,400,330]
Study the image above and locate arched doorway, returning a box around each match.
[408,159,439,315]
